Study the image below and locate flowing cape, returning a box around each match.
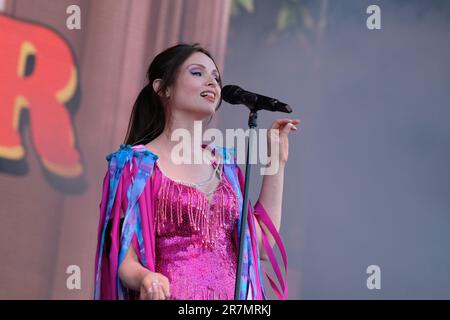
[94,144,288,300]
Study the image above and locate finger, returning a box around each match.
[274,118,301,128]
[289,122,298,131]
[282,122,297,134]
[156,285,165,300]
[151,281,163,300]
[161,282,171,300]
[145,286,155,300]
[151,284,159,300]
[148,286,158,300]
[147,280,160,300]
[280,119,301,129]
[271,118,292,130]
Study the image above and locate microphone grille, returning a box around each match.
[221,85,242,104]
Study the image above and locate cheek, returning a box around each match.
[176,77,202,98]
[171,82,203,110]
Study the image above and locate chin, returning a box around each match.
[197,103,217,116]
[184,99,217,119]
[189,109,213,121]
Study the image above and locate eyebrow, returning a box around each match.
[187,63,220,77]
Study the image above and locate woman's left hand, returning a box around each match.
[267,118,301,166]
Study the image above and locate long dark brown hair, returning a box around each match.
[123,43,223,146]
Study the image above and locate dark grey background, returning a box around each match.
[218,0,450,299]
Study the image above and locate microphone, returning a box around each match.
[221,85,292,113]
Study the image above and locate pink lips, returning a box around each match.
[200,90,216,103]
[203,95,215,103]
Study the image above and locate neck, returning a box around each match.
[153,116,211,164]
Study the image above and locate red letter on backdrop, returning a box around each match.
[0,15,82,178]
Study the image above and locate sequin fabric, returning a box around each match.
[154,162,241,300]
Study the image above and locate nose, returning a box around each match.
[206,75,217,88]
[207,80,216,88]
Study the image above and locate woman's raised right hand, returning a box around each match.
[139,271,171,300]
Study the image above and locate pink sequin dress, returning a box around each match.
[153,160,241,300]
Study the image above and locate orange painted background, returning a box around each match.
[0,0,231,299]
[0,15,84,190]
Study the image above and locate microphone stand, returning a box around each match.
[234,109,258,300]
[227,87,292,299]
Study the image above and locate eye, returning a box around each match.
[190,69,220,83]
[190,70,202,77]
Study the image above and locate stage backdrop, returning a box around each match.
[2,0,450,300]
[0,0,232,299]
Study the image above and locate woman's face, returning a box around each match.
[168,52,221,120]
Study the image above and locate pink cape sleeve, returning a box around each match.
[235,164,289,300]
[94,151,161,300]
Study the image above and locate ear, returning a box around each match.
[152,79,162,95]
[152,79,170,98]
